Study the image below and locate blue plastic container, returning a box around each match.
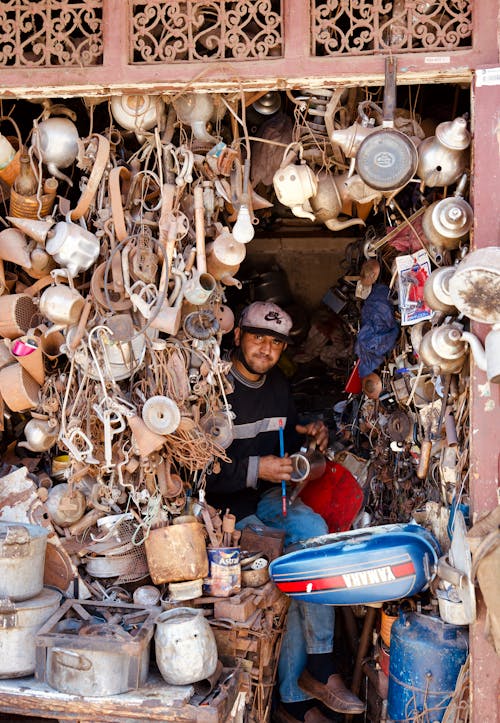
[387,611,468,722]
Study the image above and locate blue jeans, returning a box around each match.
[238,488,335,702]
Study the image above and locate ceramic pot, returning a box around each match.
[45,221,100,277]
[155,607,218,685]
[273,161,318,220]
[45,483,87,527]
[110,94,165,133]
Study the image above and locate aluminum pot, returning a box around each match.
[0,521,48,601]
[0,588,61,678]
[46,625,150,696]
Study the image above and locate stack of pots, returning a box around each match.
[0,520,61,678]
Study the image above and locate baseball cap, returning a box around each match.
[239,301,293,342]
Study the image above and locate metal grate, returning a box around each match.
[312,0,473,56]
[0,0,103,67]
[129,0,283,64]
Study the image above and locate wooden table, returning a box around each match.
[0,669,246,723]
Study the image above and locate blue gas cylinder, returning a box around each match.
[387,611,468,722]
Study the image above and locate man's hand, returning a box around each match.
[258,455,294,483]
[296,421,329,453]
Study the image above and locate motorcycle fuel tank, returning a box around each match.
[269,523,440,606]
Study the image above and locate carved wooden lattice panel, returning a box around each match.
[312,0,473,56]
[0,0,103,67]
[129,0,283,63]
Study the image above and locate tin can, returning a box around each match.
[204,547,240,597]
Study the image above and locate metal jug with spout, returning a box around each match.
[422,175,473,251]
[31,117,80,186]
[309,171,366,231]
[419,324,468,374]
[417,117,471,188]
[19,414,59,453]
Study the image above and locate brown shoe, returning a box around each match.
[273,704,334,723]
[298,669,366,715]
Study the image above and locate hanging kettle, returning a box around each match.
[418,324,468,374]
[205,227,246,287]
[417,117,471,188]
[423,267,457,314]
[273,144,318,220]
[172,93,217,143]
[422,176,473,250]
[461,324,500,384]
[31,117,80,186]
[309,171,366,231]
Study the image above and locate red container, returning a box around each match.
[299,460,364,533]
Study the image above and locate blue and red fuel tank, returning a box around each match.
[269,523,440,606]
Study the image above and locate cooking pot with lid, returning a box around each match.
[0,588,61,678]
[0,520,48,601]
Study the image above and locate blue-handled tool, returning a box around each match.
[279,419,287,516]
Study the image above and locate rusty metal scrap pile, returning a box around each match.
[0,83,497,600]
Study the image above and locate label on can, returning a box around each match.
[204,547,241,597]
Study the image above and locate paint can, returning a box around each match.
[203,547,240,597]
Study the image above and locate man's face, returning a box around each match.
[235,328,286,376]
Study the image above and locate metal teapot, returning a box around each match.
[419,324,468,374]
[18,414,59,452]
[422,176,473,251]
[309,171,366,231]
[423,267,457,314]
[417,117,471,188]
[31,117,80,186]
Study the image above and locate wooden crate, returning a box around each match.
[209,593,289,723]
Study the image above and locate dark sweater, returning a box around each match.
[206,363,301,520]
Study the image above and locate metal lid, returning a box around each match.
[356,130,418,191]
[0,587,61,613]
[0,520,48,547]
